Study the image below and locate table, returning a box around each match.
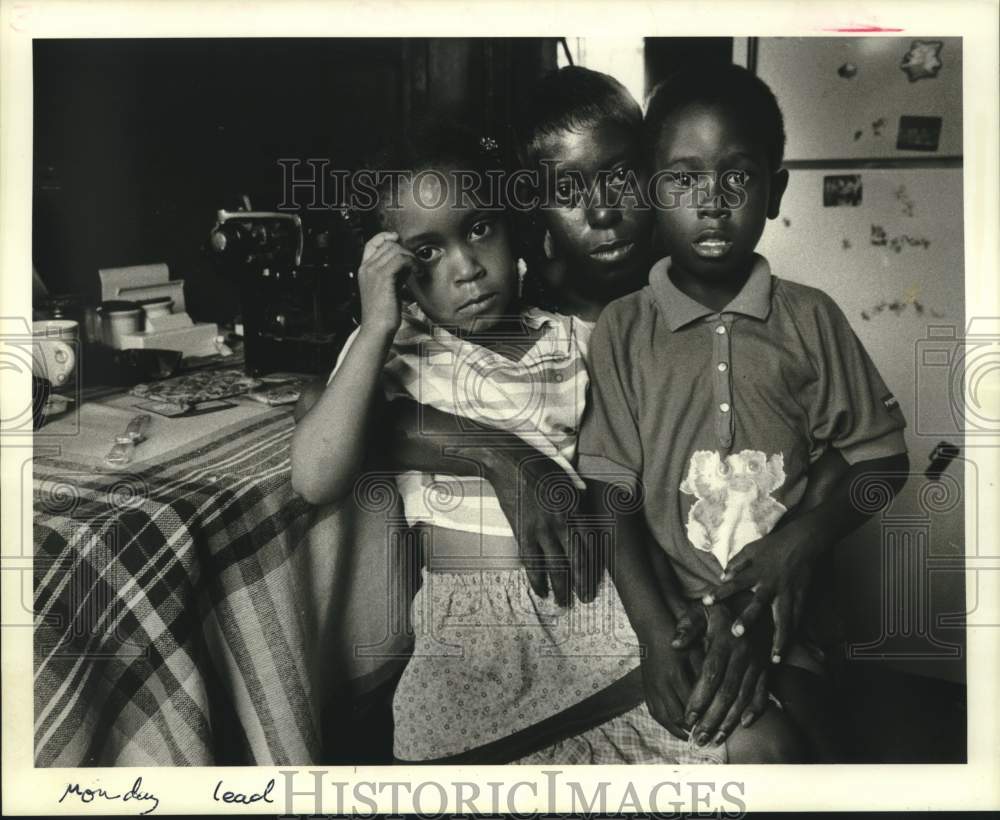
[33,390,413,766]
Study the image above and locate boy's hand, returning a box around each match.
[485,452,591,607]
[675,600,770,746]
[706,519,827,663]
[640,641,697,741]
[357,231,418,337]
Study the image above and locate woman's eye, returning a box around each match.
[724,170,749,186]
[555,180,578,203]
[611,166,630,183]
[747,460,760,472]
[469,220,493,240]
[673,171,694,188]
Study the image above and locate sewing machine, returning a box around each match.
[98,263,220,358]
[205,206,360,375]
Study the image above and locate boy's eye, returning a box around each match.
[723,170,749,187]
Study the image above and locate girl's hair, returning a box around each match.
[354,117,511,241]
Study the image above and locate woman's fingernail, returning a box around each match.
[713,732,726,745]
[732,623,745,637]
[702,594,715,605]
[741,713,754,728]
[696,732,709,747]
[772,654,781,664]
[686,712,698,726]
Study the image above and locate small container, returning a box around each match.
[99,300,143,348]
[140,296,174,320]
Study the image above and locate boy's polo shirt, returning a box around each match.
[577,254,907,598]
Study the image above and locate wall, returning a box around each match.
[751,38,967,683]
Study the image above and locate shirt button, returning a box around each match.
[720,402,731,413]
[715,325,727,335]
[717,362,728,372]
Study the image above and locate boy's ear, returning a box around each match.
[767,168,789,220]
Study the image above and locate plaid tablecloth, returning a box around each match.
[33,403,413,766]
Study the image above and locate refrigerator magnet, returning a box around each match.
[823,175,863,207]
[896,115,943,152]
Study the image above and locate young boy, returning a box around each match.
[577,63,909,757]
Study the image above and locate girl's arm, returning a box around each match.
[290,231,415,505]
[290,326,395,504]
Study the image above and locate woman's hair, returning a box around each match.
[354,117,511,240]
[513,66,643,169]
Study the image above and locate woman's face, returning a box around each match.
[535,121,653,301]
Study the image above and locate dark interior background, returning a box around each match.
[31,37,732,322]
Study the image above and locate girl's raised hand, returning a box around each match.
[358,231,419,336]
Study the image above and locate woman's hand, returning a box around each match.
[706,519,826,663]
[484,451,589,607]
[357,231,418,337]
[673,599,771,746]
[640,639,697,741]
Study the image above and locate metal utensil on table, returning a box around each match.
[104,414,151,466]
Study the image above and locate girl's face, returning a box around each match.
[385,170,517,334]
[535,121,653,299]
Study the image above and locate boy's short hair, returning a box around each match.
[514,66,643,167]
[644,63,786,172]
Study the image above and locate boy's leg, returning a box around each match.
[769,662,845,763]
[724,702,805,763]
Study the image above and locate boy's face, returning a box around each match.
[652,102,788,283]
[536,121,653,298]
[386,171,517,333]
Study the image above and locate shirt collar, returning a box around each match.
[401,302,569,358]
[648,253,773,331]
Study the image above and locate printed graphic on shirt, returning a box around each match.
[680,450,788,569]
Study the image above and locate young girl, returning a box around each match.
[291,122,738,764]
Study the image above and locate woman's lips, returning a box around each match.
[691,237,734,259]
[590,240,636,263]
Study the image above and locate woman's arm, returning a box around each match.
[386,398,587,606]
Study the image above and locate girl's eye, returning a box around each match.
[414,247,440,263]
[724,170,749,186]
[469,220,493,240]
[673,171,694,188]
